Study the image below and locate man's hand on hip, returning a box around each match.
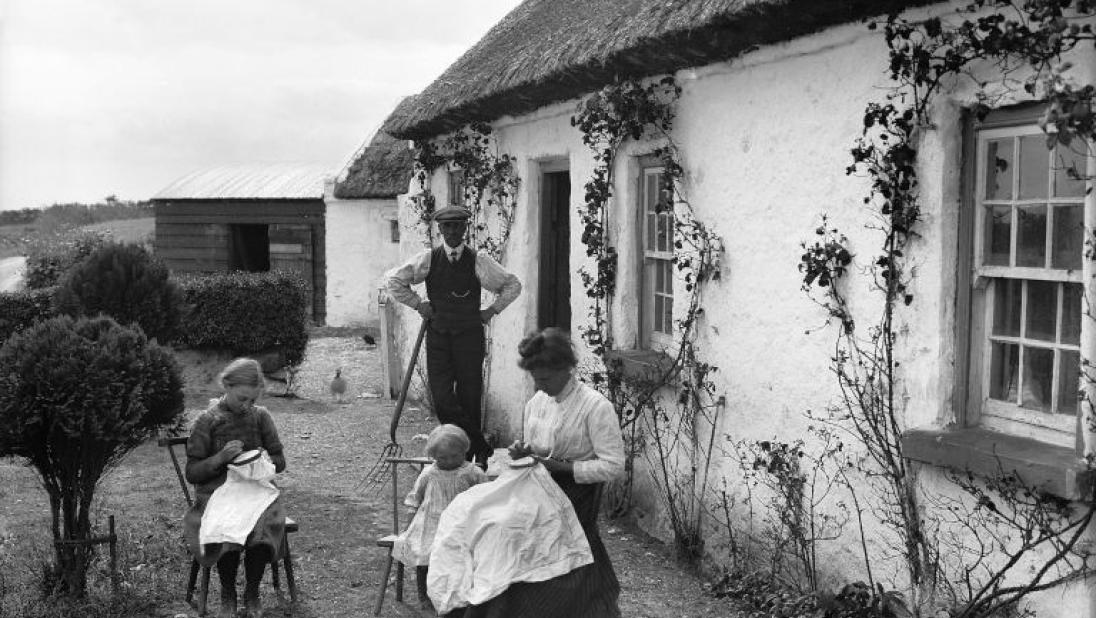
[480,307,497,323]
[416,301,435,320]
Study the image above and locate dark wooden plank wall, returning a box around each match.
[153,199,326,322]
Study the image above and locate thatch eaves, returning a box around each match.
[385,0,936,140]
[333,130,416,200]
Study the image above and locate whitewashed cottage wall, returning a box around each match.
[324,187,402,327]
[390,4,1096,613]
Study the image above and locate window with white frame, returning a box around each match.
[967,110,1090,446]
[641,164,674,349]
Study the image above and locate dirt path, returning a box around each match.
[2,334,737,617]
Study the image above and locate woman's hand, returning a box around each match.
[219,440,244,464]
[508,440,533,459]
[537,456,574,475]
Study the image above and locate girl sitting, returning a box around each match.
[392,424,489,611]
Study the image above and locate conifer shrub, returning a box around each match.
[0,315,185,597]
[177,270,309,366]
[53,242,181,343]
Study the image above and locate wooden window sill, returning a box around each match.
[603,349,678,384]
[901,426,1093,501]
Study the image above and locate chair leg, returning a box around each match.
[395,561,404,602]
[282,537,298,603]
[197,565,211,616]
[374,552,394,616]
[186,559,200,605]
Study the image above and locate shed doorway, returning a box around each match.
[538,167,571,331]
[229,224,270,272]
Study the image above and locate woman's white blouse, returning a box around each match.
[523,378,625,484]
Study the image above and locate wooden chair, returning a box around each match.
[159,435,299,616]
[374,456,432,616]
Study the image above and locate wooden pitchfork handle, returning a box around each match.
[389,319,429,444]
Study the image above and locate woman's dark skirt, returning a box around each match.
[459,471,621,618]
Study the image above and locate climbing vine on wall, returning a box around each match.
[411,122,521,261]
[799,1,1096,614]
[572,77,726,559]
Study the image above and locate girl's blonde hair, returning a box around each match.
[426,424,471,458]
[220,358,265,390]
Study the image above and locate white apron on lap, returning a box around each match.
[427,464,593,614]
[199,451,280,550]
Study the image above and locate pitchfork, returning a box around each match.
[362,319,428,491]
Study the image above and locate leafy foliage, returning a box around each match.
[0,315,185,596]
[23,231,109,290]
[53,242,182,343]
[0,287,55,342]
[176,271,310,366]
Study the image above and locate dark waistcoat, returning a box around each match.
[426,246,482,333]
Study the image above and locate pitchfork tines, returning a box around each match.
[361,320,427,493]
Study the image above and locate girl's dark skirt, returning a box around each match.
[459,472,621,618]
[183,494,286,567]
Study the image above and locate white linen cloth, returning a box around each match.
[199,451,280,550]
[426,464,593,614]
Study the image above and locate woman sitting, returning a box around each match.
[463,327,625,617]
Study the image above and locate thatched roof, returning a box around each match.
[384,0,935,139]
[332,129,416,200]
[153,163,330,200]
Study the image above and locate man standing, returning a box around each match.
[386,206,522,464]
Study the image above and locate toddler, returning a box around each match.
[392,424,489,611]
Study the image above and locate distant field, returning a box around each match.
[0,217,155,259]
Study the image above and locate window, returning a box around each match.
[389,219,400,243]
[448,170,465,207]
[641,164,674,349]
[966,110,1090,446]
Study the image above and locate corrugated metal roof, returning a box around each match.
[153,163,332,200]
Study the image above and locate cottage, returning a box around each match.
[152,163,330,321]
[385,0,1096,615]
[325,122,416,327]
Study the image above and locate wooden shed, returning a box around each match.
[152,163,331,322]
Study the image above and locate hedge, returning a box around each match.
[177,271,309,366]
[0,288,56,342]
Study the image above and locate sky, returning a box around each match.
[0,0,521,210]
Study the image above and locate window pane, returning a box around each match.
[985,206,1011,266]
[989,342,1019,402]
[663,295,673,334]
[985,138,1013,200]
[647,213,656,249]
[1062,283,1083,345]
[663,260,673,294]
[1051,204,1083,270]
[1016,205,1046,267]
[646,174,658,214]
[992,278,1022,337]
[1025,280,1056,342]
[657,214,669,252]
[1018,134,1049,200]
[1058,349,1080,415]
[654,295,665,332]
[1020,346,1054,412]
[1053,144,1088,198]
[655,258,665,292]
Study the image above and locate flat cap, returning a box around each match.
[432,206,472,222]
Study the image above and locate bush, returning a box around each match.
[0,315,185,596]
[177,271,309,366]
[53,243,181,343]
[23,231,109,290]
[0,287,55,342]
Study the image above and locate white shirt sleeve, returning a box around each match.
[572,396,626,484]
[385,250,432,309]
[474,252,522,313]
